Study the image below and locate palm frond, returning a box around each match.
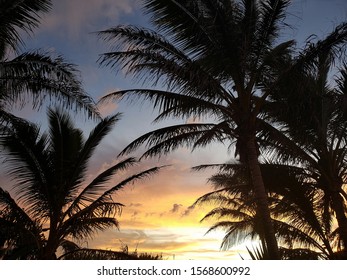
[91,166,163,206]
[142,0,231,58]
[299,22,347,70]
[0,187,39,231]
[0,118,52,217]
[0,187,43,259]
[62,165,163,240]
[280,247,322,260]
[256,0,291,49]
[0,0,51,54]
[244,242,269,260]
[51,111,121,202]
[47,107,84,195]
[62,216,120,240]
[59,239,80,255]
[116,122,215,158]
[65,157,138,217]
[0,51,99,118]
[99,89,230,122]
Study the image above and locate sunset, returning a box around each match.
[1,0,347,263]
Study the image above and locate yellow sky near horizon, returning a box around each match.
[83,152,250,260]
[0,108,239,260]
[2,0,346,261]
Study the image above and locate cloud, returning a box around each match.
[39,0,138,40]
[170,203,183,213]
[182,205,195,217]
[96,87,122,117]
[97,100,118,117]
[86,227,242,260]
[145,212,156,217]
[128,203,143,207]
[118,219,159,229]
[185,116,201,124]
[131,211,139,218]
[93,228,198,252]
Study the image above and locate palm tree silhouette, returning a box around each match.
[0,108,161,259]
[0,0,98,125]
[193,162,340,259]
[263,28,347,255]
[98,0,298,259]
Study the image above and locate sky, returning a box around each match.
[2,0,347,260]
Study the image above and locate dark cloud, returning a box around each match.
[182,205,195,216]
[131,211,139,218]
[170,203,183,213]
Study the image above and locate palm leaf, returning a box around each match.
[0,0,51,55]
[0,51,99,117]
[0,118,52,218]
[65,157,138,216]
[244,242,269,260]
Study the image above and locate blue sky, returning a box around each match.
[2,0,347,260]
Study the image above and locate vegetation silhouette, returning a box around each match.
[59,244,163,260]
[0,0,162,260]
[97,0,347,259]
[0,108,161,259]
[98,0,300,259]
[1,0,347,260]
[0,0,98,126]
[263,35,347,254]
[193,162,344,259]
[191,21,347,259]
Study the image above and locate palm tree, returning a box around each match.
[0,108,161,259]
[0,0,98,125]
[262,32,347,254]
[193,162,339,259]
[97,0,299,259]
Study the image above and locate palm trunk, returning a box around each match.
[42,235,58,260]
[331,191,347,255]
[246,136,280,259]
[42,218,58,260]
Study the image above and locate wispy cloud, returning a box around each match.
[129,203,143,207]
[97,99,119,117]
[39,0,138,39]
[87,227,242,260]
[182,205,196,217]
[170,203,183,213]
[131,211,139,218]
